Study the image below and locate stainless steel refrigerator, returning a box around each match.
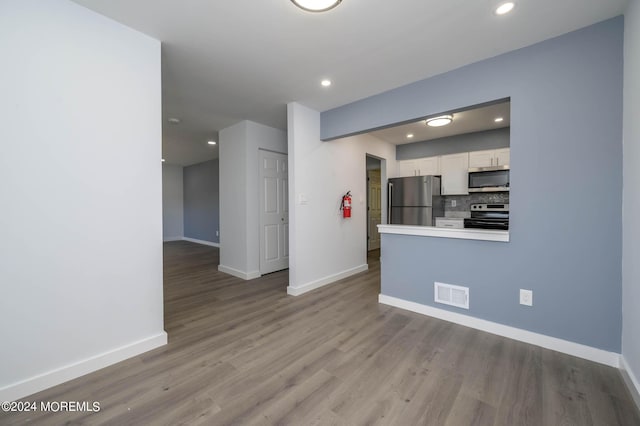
[388,175,443,226]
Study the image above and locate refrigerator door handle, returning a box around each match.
[388,182,393,224]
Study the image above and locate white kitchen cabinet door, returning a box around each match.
[495,148,510,166]
[468,150,494,168]
[397,160,417,177]
[469,148,510,168]
[417,156,440,176]
[440,153,469,195]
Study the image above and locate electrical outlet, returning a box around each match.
[520,289,533,306]
[451,200,457,207]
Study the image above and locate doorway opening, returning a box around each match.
[366,155,382,251]
[259,149,289,275]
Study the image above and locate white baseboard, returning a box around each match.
[378,294,620,368]
[0,332,168,402]
[287,264,368,296]
[163,236,183,242]
[218,264,261,280]
[182,237,220,248]
[621,356,640,410]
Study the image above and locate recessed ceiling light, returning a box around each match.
[406,133,414,139]
[208,141,217,145]
[494,117,504,123]
[321,79,332,87]
[167,118,181,124]
[426,115,453,127]
[161,159,166,162]
[291,0,342,12]
[495,2,515,15]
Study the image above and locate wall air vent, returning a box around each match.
[434,282,469,310]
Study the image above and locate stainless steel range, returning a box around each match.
[464,203,509,230]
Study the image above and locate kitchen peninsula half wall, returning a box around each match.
[322,18,624,365]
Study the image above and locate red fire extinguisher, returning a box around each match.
[341,191,352,218]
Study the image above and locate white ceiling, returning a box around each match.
[71,0,628,165]
[370,100,511,145]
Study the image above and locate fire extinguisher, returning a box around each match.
[341,191,352,218]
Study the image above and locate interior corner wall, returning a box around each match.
[623,0,640,398]
[219,120,286,279]
[184,159,219,244]
[287,102,396,294]
[321,18,624,352]
[162,164,184,241]
[219,121,249,275]
[0,0,165,401]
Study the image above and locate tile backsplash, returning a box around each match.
[443,192,509,217]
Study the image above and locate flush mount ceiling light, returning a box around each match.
[321,79,332,87]
[406,133,414,139]
[494,117,504,123]
[291,0,342,12]
[426,115,453,127]
[167,118,181,124]
[495,1,515,15]
[161,158,166,162]
[207,141,217,145]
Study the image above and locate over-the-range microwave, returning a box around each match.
[468,165,510,192]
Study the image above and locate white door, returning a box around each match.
[368,169,382,251]
[259,150,289,275]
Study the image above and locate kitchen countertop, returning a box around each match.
[377,224,509,243]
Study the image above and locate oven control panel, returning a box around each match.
[471,203,509,211]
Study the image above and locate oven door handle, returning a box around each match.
[468,220,507,225]
[464,219,509,230]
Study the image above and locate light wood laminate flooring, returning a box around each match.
[2,241,639,425]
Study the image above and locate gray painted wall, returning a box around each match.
[162,164,184,240]
[184,159,219,243]
[397,128,510,160]
[322,18,624,352]
[366,155,382,170]
[623,0,640,387]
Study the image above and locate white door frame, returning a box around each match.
[366,155,383,251]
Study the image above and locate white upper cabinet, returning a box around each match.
[469,148,510,168]
[398,160,418,177]
[396,148,508,194]
[468,150,495,168]
[440,153,469,195]
[494,148,510,166]
[417,156,440,176]
[397,157,441,177]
